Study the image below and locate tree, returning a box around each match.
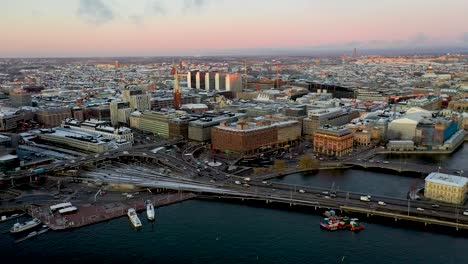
[298,154,320,169]
[272,160,287,172]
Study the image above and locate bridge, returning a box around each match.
[72,164,468,231]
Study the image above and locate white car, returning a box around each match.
[416,207,425,211]
[378,201,386,206]
[298,189,305,193]
[463,210,468,216]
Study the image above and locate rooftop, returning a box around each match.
[425,172,468,188]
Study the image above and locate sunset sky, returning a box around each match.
[1,0,467,57]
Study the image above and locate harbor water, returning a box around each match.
[1,199,468,263]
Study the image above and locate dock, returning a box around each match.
[29,192,196,231]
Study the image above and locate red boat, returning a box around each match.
[320,211,364,232]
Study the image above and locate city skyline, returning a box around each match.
[1,0,468,57]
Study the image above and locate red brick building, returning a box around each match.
[211,120,301,154]
[211,121,277,154]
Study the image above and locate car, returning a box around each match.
[234,181,241,185]
[431,204,440,208]
[243,184,250,187]
[463,210,468,216]
[262,181,268,184]
[383,161,390,164]
[324,196,331,199]
[330,193,337,198]
[298,189,305,193]
[378,201,386,206]
[321,191,329,195]
[416,207,425,211]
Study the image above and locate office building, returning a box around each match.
[425,172,468,204]
[36,107,72,127]
[313,126,353,157]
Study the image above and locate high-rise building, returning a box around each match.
[122,86,151,111]
[110,101,131,126]
[187,71,241,92]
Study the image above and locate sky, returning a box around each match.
[1,0,467,57]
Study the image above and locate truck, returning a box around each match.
[360,196,371,202]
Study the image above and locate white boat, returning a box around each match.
[10,218,41,234]
[127,208,142,228]
[145,200,155,221]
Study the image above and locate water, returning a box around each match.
[0,144,467,263]
[1,200,467,263]
[273,169,422,198]
[383,143,468,171]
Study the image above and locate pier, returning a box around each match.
[29,192,196,231]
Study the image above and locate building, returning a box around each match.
[356,89,386,102]
[211,121,277,154]
[313,126,353,157]
[63,118,134,143]
[424,172,468,204]
[36,107,72,127]
[129,111,142,129]
[387,107,432,140]
[122,86,151,111]
[0,108,33,131]
[303,108,359,136]
[36,127,131,153]
[139,111,176,138]
[386,140,415,151]
[110,101,131,126]
[151,95,199,110]
[169,116,198,138]
[187,72,242,92]
[354,130,371,146]
[448,99,468,112]
[188,113,247,142]
[9,89,32,107]
[211,119,301,154]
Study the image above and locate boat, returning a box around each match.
[10,218,41,234]
[145,200,155,221]
[14,227,49,244]
[320,211,364,232]
[0,213,25,223]
[127,208,142,228]
[350,219,364,232]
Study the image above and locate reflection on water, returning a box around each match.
[383,143,467,170]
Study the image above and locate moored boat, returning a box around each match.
[320,211,364,232]
[145,200,155,221]
[127,208,142,228]
[10,218,41,234]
